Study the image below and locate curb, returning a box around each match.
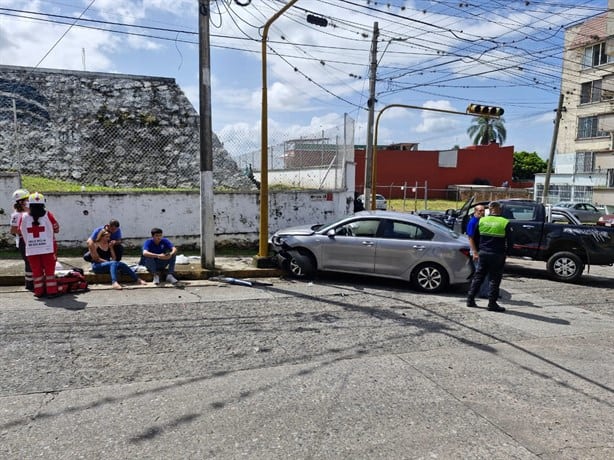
[0,266,283,287]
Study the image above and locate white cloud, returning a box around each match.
[414,100,462,133]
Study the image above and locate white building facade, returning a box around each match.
[535,13,614,206]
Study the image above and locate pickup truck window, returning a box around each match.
[501,203,538,220]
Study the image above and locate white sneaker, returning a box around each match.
[153,274,160,285]
[166,274,178,285]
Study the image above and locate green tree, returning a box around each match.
[467,116,507,145]
[513,151,548,180]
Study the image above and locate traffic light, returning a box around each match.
[466,104,504,116]
[307,14,328,27]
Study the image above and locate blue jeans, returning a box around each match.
[92,260,138,283]
[139,255,176,275]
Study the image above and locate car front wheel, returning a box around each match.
[282,250,316,279]
[411,263,449,293]
[546,251,584,282]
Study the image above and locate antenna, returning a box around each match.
[82,48,86,71]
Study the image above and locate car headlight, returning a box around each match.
[271,234,285,246]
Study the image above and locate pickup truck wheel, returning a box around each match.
[547,251,584,282]
[284,250,316,279]
[411,263,449,293]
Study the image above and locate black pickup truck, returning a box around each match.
[447,197,614,282]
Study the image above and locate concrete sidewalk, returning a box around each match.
[0,254,282,287]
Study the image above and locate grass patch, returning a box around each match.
[22,175,197,193]
[387,199,461,212]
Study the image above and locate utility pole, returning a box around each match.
[363,22,379,210]
[199,0,215,268]
[542,93,565,204]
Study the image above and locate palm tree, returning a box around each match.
[467,116,507,145]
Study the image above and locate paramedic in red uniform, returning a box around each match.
[18,192,60,298]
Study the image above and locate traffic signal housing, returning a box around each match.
[307,14,328,27]
[466,104,504,117]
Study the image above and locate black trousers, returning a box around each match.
[468,251,505,304]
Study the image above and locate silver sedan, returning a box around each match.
[552,202,603,224]
[270,210,473,293]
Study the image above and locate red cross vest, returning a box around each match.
[19,212,57,256]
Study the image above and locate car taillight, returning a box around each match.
[460,248,471,258]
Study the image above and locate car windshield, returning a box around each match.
[425,217,460,238]
[554,203,572,208]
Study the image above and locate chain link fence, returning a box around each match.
[0,68,254,191]
[221,115,355,190]
[1,67,355,192]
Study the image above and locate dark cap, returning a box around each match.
[489,201,501,209]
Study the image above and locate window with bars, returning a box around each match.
[577,116,608,139]
[583,42,612,68]
[580,80,602,103]
[575,151,594,173]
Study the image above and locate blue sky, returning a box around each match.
[0,0,608,159]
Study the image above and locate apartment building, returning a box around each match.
[535,13,614,206]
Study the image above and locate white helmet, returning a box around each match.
[12,188,29,203]
[28,192,46,204]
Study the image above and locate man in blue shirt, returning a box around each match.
[466,205,489,299]
[140,227,179,286]
[85,219,123,262]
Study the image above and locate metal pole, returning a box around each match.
[414,181,418,212]
[364,22,379,211]
[258,0,299,260]
[542,93,564,204]
[12,99,18,160]
[198,0,215,269]
[372,103,501,208]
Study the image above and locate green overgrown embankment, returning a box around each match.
[22,176,197,193]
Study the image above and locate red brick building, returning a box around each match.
[355,143,514,199]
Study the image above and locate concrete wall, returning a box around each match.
[1,189,355,249]
[0,65,254,191]
[0,172,21,223]
[354,144,514,198]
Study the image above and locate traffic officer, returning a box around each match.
[466,201,511,312]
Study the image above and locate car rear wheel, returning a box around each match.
[546,251,584,282]
[283,250,316,279]
[411,263,449,293]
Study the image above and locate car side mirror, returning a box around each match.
[327,229,336,238]
[445,208,457,217]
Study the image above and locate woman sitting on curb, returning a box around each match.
[91,230,147,290]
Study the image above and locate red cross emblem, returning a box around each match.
[27,225,46,238]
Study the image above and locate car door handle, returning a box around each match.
[522,225,535,229]
[361,241,375,246]
[412,245,426,250]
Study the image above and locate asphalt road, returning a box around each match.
[1,259,613,459]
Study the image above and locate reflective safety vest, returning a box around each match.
[478,215,508,238]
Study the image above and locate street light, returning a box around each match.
[257,0,299,262]
[371,103,504,209]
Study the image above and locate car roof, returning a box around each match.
[554,201,592,205]
[357,194,386,199]
[353,210,435,224]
